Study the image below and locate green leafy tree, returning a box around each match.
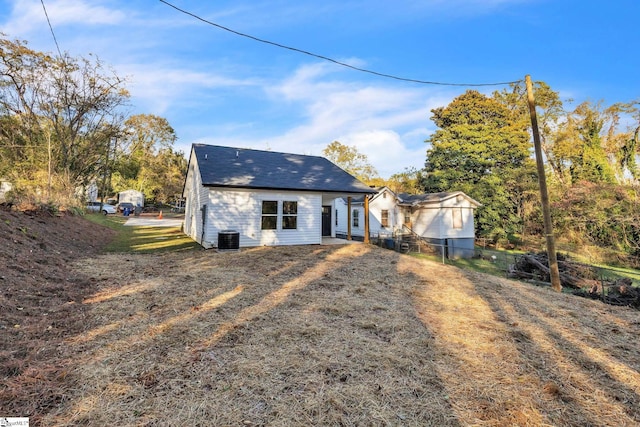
[495,81,640,255]
[494,81,568,186]
[565,102,616,184]
[419,90,537,241]
[0,36,129,205]
[386,167,422,195]
[542,100,637,186]
[111,114,185,204]
[322,140,378,184]
[552,182,640,256]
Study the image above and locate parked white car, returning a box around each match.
[86,201,116,215]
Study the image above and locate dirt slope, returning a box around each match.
[0,207,115,417]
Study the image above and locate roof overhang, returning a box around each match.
[202,183,376,195]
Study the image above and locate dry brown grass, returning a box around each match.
[17,243,640,426]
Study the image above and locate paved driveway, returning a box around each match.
[123,217,184,227]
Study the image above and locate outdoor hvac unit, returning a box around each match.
[218,230,240,251]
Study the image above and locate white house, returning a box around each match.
[182,144,376,249]
[336,187,481,258]
[118,189,145,207]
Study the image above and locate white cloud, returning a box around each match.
[3,0,126,36]
[244,63,457,178]
[0,2,464,178]
[120,63,261,115]
[338,129,427,178]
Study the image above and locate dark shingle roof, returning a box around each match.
[397,192,453,204]
[346,189,481,206]
[397,191,481,206]
[191,144,375,194]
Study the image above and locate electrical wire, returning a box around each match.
[159,0,522,87]
[40,0,63,58]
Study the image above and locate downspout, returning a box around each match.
[200,204,207,246]
[364,195,370,244]
[347,196,352,241]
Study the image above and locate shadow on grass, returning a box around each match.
[83,213,201,254]
[409,250,508,278]
[42,244,460,426]
[402,255,640,426]
[411,247,640,289]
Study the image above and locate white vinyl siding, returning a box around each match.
[369,189,397,233]
[334,196,411,239]
[352,209,359,228]
[204,189,322,247]
[183,151,210,246]
[334,198,350,234]
[334,188,478,241]
[184,150,373,247]
[411,206,475,239]
[381,210,389,227]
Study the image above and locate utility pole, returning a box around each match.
[525,75,562,292]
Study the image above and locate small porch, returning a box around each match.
[321,237,362,245]
[323,194,373,244]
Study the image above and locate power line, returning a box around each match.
[40,0,63,58]
[159,0,522,87]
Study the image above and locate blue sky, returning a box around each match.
[1,0,638,178]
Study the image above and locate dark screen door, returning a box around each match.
[321,206,331,236]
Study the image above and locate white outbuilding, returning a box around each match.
[336,187,481,258]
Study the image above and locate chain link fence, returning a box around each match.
[370,233,640,307]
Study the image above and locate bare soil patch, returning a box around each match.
[0,207,115,419]
[1,208,639,426]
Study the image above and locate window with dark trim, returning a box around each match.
[282,201,298,229]
[404,211,411,225]
[335,209,338,226]
[261,200,277,230]
[352,209,359,228]
[381,209,389,227]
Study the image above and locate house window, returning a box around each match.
[404,211,411,226]
[335,209,338,226]
[452,208,463,229]
[381,210,389,227]
[261,201,277,230]
[282,201,298,229]
[352,209,359,228]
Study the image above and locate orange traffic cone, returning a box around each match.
[158,210,163,219]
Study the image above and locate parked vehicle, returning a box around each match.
[116,202,135,214]
[86,201,116,215]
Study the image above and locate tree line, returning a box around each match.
[3,35,637,260]
[422,84,639,260]
[0,36,186,209]
[326,84,640,261]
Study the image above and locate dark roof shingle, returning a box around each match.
[191,144,375,194]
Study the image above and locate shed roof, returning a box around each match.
[397,191,481,207]
[346,188,481,207]
[190,144,375,194]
